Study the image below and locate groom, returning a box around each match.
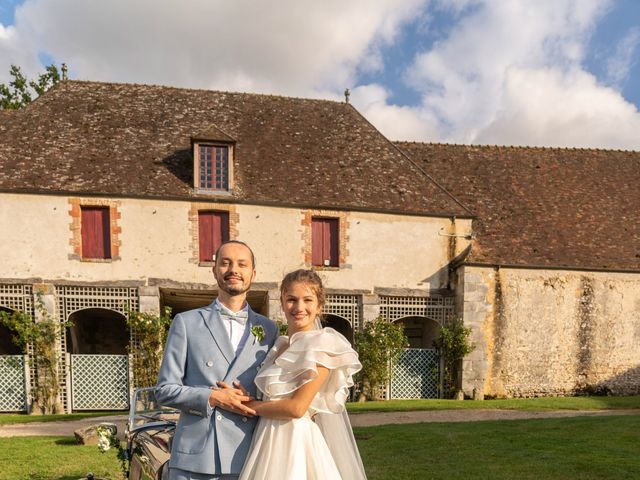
[156,240,278,480]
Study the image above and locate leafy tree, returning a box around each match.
[355,316,408,401]
[127,307,173,388]
[0,63,64,110]
[434,317,475,398]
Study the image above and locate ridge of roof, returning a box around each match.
[61,79,348,107]
[393,140,640,154]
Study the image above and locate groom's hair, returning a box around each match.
[213,240,256,268]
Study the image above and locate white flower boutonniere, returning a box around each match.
[251,325,265,343]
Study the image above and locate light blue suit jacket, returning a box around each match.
[155,302,278,475]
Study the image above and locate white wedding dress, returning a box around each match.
[239,327,366,480]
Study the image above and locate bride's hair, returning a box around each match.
[279,269,325,310]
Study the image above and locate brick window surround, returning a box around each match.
[189,203,238,265]
[302,210,349,269]
[69,198,121,261]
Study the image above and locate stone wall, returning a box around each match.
[459,266,640,397]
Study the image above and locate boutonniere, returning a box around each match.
[251,325,265,343]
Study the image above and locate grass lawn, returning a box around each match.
[355,415,640,480]
[346,395,640,413]
[1,414,638,480]
[0,411,126,426]
[0,436,122,480]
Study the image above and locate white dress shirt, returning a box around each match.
[214,298,250,354]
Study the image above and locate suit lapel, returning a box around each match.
[202,304,235,364]
[225,309,263,381]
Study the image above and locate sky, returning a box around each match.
[1,0,639,150]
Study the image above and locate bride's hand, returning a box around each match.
[210,381,256,416]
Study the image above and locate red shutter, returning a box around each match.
[312,218,339,267]
[81,207,111,259]
[199,211,230,262]
[311,219,324,266]
[326,218,339,266]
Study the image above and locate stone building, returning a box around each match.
[0,81,471,412]
[399,142,640,398]
[1,81,638,412]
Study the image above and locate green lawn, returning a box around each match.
[0,436,122,480]
[346,395,640,413]
[355,415,640,480]
[0,411,125,426]
[1,415,638,480]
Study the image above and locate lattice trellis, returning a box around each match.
[380,295,455,324]
[0,284,35,410]
[57,286,139,412]
[379,295,454,399]
[0,355,27,411]
[325,294,361,330]
[391,348,440,399]
[70,354,129,410]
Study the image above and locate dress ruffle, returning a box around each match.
[254,327,361,414]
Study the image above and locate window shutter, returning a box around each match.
[312,218,339,267]
[81,207,111,259]
[311,219,324,266]
[199,211,230,262]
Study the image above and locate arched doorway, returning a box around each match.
[0,307,28,412]
[391,316,441,399]
[323,314,354,344]
[67,308,130,410]
[67,308,128,354]
[394,316,440,349]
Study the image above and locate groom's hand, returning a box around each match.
[209,381,257,416]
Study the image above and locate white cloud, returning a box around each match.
[476,66,640,149]
[605,26,640,88]
[0,0,425,98]
[351,83,439,141]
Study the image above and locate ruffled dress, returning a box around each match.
[239,327,362,480]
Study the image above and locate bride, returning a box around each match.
[236,269,367,480]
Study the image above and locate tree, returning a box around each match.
[0,63,64,110]
[354,316,408,401]
[433,318,475,398]
[127,307,173,388]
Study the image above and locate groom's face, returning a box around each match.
[213,242,256,297]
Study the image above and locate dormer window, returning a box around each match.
[198,144,229,190]
[192,124,235,194]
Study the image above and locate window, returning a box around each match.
[312,217,339,267]
[81,206,111,259]
[199,211,230,262]
[198,145,229,190]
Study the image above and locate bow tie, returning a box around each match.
[219,309,248,325]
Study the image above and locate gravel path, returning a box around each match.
[2,409,639,437]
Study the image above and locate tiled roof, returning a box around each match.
[0,81,468,217]
[397,142,640,271]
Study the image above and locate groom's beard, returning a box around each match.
[216,273,252,296]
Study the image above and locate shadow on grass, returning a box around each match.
[55,437,78,446]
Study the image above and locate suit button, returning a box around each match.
[242,417,248,423]
[206,361,213,367]
[216,414,222,421]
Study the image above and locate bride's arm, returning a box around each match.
[245,365,330,419]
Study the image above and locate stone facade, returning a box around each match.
[459,265,640,397]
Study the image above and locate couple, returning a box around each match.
[156,240,367,480]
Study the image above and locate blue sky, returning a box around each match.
[1,0,639,149]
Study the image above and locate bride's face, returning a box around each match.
[281,282,321,334]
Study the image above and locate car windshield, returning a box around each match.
[128,387,179,431]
